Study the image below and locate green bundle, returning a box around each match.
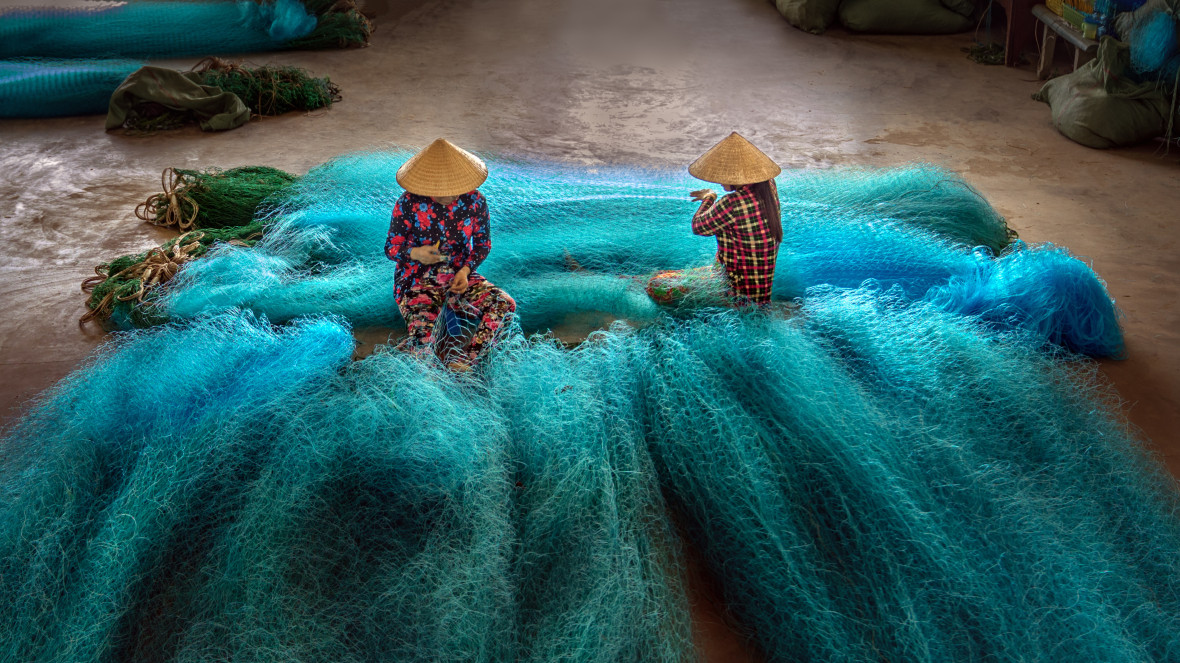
[136,166,297,231]
[290,0,373,49]
[80,223,267,328]
[84,164,295,327]
[193,59,341,116]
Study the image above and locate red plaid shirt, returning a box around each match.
[692,185,780,303]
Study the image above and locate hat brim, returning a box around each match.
[396,139,489,197]
[689,132,782,185]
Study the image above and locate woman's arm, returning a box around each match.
[691,192,734,237]
[465,194,492,272]
[385,197,413,263]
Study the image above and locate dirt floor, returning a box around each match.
[1,0,1177,659]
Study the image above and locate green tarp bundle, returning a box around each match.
[1033,37,1174,149]
[773,0,842,34]
[105,62,339,132]
[772,0,977,35]
[838,0,975,34]
[106,66,250,132]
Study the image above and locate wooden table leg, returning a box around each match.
[1074,46,1095,70]
[1004,0,1035,66]
[1037,22,1057,79]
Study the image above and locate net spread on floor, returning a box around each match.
[3,154,1172,663]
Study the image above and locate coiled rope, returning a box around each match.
[135,168,199,231]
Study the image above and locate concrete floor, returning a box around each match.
[1,0,1177,659]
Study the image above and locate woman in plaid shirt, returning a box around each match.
[685,132,783,305]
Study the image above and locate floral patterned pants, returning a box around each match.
[397,270,516,365]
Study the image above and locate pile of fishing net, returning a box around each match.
[773,0,981,36]
[0,0,370,59]
[7,155,1173,661]
[3,292,1177,661]
[136,166,297,231]
[80,166,294,328]
[80,224,267,327]
[192,57,340,117]
[106,152,1121,357]
[289,0,373,49]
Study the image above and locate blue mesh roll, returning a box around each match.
[0,0,317,59]
[0,58,140,118]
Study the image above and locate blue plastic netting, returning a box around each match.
[0,312,694,662]
[1129,10,1180,80]
[145,153,1122,357]
[1,156,1162,661]
[0,0,317,59]
[1,292,1175,661]
[0,58,141,118]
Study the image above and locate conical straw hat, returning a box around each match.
[688,132,781,185]
[396,139,488,197]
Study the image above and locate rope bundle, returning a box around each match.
[135,168,200,231]
[134,166,296,230]
[80,225,265,327]
[85,165,292,327]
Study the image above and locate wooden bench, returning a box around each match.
[1032,4,1100,79]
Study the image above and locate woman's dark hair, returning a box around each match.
[749,180,782,244]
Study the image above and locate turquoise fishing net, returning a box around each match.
[0,58,141,118]
[645,291,1179,661]
[0,155,1161,661]
[1127,10,1180,80]
[0,312,694,662]
[148,152,1122,357]
[1,295,1175,661]
[0,0,317,59]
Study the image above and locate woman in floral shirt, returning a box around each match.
[385,139,515,371]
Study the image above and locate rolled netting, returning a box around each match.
[0,58,142,118]
[0,0,317,59]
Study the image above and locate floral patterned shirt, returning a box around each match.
[385,190,492,300]
[691,184,780,303]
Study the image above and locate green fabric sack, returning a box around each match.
[772,0,841,34]
[838,0,974,34]
[1032,37,1172,148]
[941,0,977,18]
[106,66,250,132]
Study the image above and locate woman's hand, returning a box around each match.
[409,241,445,265]
[449,267,471,294]
[690,189,717,203]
